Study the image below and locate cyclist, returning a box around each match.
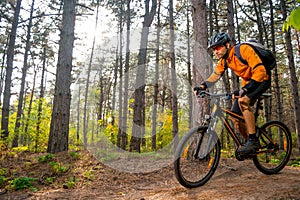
[194,32,271,154]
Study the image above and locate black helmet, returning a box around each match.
[208,32,231,49]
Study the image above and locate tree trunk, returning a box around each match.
[280,0,300,152]
[267,0,279,123]
[47,0,76,154]
[36,44,47,149]
[186,0,192,129]
[111,46,119,126]
[83,0,100,148]
[98,66,104,125]
[169,0,178,151]
[151,0,161,150]
[0,38,8,108]
[234,0,241,43]
[252,0,264,43]
[231,0,240,90]
[227,0,239,92]
[12,0,35,147]
[130,0,157,152]
[223,0,234,101]
[121,0,131,150]
[76,84,81,142]
[190,0,209,126]
[28,68,36,149]
[117,1,124,148]
[1,0,22,140]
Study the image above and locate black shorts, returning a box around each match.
[231,79,271,115]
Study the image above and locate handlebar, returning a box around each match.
[197,91,272,100]
[197,91,231,100]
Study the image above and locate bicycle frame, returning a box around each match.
[202,92,271,151]
[206,97,243,148]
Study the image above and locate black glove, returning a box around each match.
[194,82,208,94]
[193,86,202,94]
[194,85,206,95]
[233,88,247,97]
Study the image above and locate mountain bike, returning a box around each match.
[174,91,292,188]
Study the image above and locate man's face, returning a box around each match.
[211,44,227,59]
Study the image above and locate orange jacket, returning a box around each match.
[206,44,269,89]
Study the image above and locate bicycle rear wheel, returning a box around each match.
[174,126,220,188]
[253,121,292,175]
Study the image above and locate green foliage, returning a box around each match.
[68,123,84,151]
[38,153,55,163]
[63,181,76,189]
[7,97,52,152]
[290,157,300,167]
[69,151,81,159]
[156,111,173,149]
[270,159,280,164]
[49,161,69,174]
[11,176,38,191]
[45,177,56,185]
[63,177,77,189]
[0,168,7,176]
[83,170,94,180]
[291,132,299,148]
[283,5,300,31]
[0,176,8,188]
[102,123,118,145]
[0,140,8,151]
[12,146,29,152]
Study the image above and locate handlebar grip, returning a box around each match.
[197,91,207,98]
[224,93,231,100]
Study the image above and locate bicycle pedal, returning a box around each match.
[235,150,257,161]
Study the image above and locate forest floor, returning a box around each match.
[0,150,300,200]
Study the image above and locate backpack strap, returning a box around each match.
[224,59,228,70]
[234,44,248,66]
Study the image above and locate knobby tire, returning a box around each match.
[174,126,221,188]
[253,121,292,175]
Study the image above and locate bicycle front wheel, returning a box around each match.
[253,121,292,175]
[174,126,221,188]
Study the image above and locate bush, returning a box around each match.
[11,177,37,191]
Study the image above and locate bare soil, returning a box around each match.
[1,150,300,200]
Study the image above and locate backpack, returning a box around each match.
[234,40,276,71]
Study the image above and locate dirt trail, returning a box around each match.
[2,153,300,200]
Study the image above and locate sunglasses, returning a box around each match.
[211,45,223,51]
